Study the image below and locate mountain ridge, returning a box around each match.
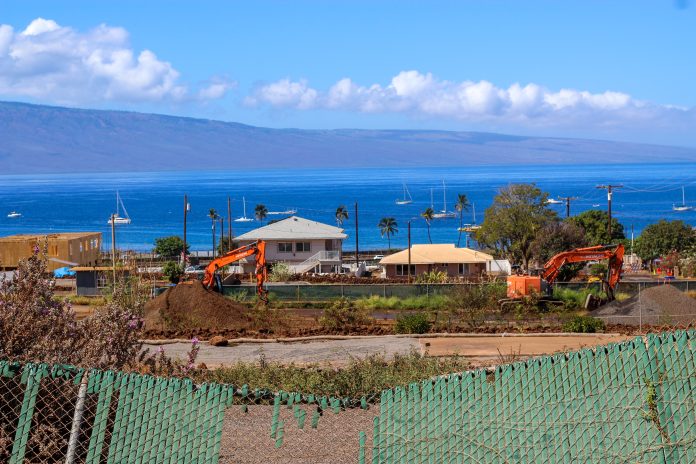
[1,100,694,174]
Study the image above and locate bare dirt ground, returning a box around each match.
[419,334,631,366]
[146,333,631,368]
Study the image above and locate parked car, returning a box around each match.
[373,255,384,261]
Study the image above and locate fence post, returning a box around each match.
[65,372,90,464]
[383,284,387,298]
[297,285,300,303]
[341,284,344,298]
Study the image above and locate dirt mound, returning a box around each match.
[594,284,696,326]
[144,282,252,332]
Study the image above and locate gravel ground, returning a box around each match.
[148,337,420,367]
[219,404,379,463]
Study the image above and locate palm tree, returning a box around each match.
[254,204,268,222]
[378,217,398,250]
[208,208,219,258]
[455,193,471,247]
[421,207,434,244]
[335,205,349,227]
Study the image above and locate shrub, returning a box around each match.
[268,262,292,282]
[395,312,431,334]
[415,270,448,284]
[589,263,608,278]
[162,261,184,283]
[153,236,188,259]
[319,297,373,330]
[448,284,505,329]
[562,315,605,333]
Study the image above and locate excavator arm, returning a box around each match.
[541,244,625,289]
[201,240,268,303]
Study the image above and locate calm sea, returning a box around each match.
[1,164,695,252]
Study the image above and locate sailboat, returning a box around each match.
[546,198,563,205]
[234,197,254,222]
[672,186,693,212]
[432,180,456,219]
[268,208,298,215]
[395,183,413,205]
[7,211,21,218]
[458,203,481,232]
[107,191,131,225]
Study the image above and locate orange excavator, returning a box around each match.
[503,244,625,309]
[201,240,268,303]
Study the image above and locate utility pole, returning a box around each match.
[183,194,188,266]
[219,217,224,253]
[596,185,623,239]
[110,214,116,285]
[407,221,412,283]
[354,202,359,268]
[212,217,216,260]
[227,196,232,245]
[558,196,578,218]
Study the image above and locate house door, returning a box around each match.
[325,240,334,251]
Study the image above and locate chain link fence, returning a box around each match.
[2,329,696,463]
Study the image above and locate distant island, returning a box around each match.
[1,100,694,174]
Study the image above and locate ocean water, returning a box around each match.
[1,163,695,252]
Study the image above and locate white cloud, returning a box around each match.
[245,70,694,130]
[0,18,232,104]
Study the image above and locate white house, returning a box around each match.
[234,216,347,274]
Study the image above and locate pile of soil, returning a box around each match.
[144,281,252,332]
[593,284,696,326]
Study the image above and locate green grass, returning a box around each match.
[552,287,604,309]
[354,294,451,311]
[199,351,470,399]
[60,295,107,306]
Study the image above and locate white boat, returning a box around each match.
[234,196,254,222]
[267,208,298,215]
[458,203,480,232]
[107,191,131,225]
[395,183,413,205]
[432,180,456,219]
[7,211,21,218]
[547,198,563,205]
[673,186,693,212]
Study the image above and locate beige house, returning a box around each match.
[379,244,494,279]
[0,232,102,271]
[235,216,346,274]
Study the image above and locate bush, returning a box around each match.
[448,284,505,329]
[268,262,292,282]
[562,315,605,333]
[395,312,431,334]
[415,270,448,284]
[162,261,184,283]
[153,236,188,259]
[319,297,373,330]
[201,351,471,399]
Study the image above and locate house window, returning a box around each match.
[96,272,108,288]
[295,242,311,252]
[79,243,83,252]
[395,264,416,276]
[278,242,293,253]
[458,263,467,275]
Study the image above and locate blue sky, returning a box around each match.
[1,1,695,145]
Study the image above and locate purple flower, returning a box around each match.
[191,337,199,346]
[127,319,139,329]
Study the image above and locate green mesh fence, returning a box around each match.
[2,330,696,463]
[371,330,696,463]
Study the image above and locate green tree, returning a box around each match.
[475,183,556,270]
[208,208,219,258]
[530,221,588,283]
[335,205,349,226]
[567,210,625,246]
[254,204,268,222]
[455,193,470,247]
[153,236,189,259]
[635,219,695,263]
[162,261,184,284]
[421,207,435,244]
[378,217,398,250]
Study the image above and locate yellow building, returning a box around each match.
[0,232,102,271]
